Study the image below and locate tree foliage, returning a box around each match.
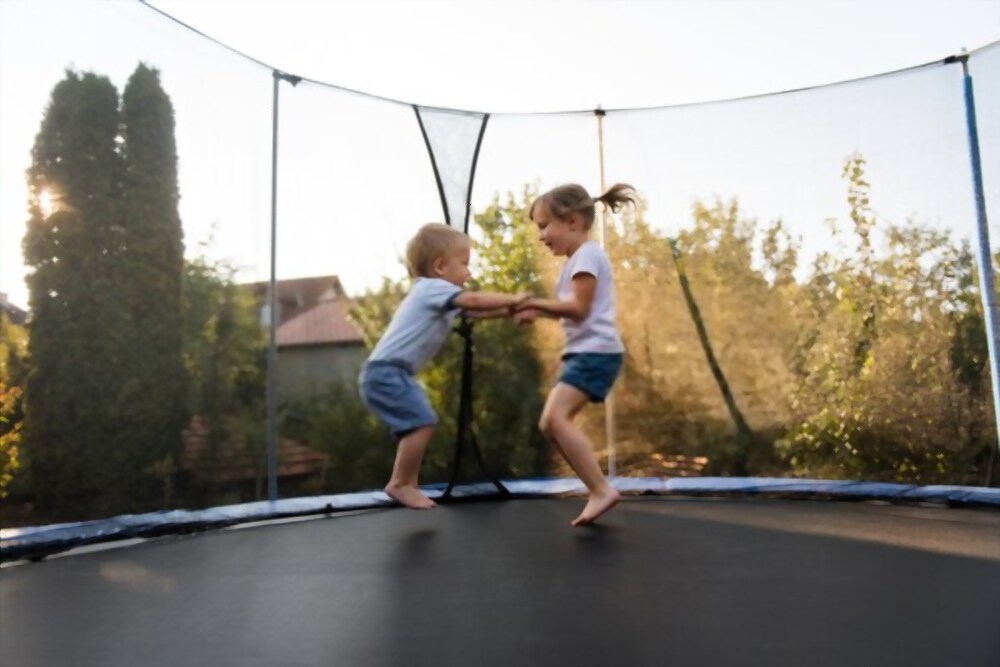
[20,66,189,517]
[22,71,127,516]
[0,315,27,499]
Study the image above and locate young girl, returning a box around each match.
[360,223,528,510]
[516,183,635,526]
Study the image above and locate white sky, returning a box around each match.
[1,0,999,308]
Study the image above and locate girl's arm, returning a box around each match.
[519,274,597,322]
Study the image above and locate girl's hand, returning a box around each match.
[512,292,532,307]
[506,293,533,315]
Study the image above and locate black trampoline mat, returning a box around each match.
[2,498,998,667]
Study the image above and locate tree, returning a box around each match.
[22,71,124,516]
[181,252,266,504]
[600,197,797,476]
[0,314,27,500]
[668,236,754,475]
[21,65,190,518]
[115,64,188,505]
[780,155,997,484]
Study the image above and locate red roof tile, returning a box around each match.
[276,298,363,348]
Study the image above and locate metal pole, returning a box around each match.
[595,107,616,479]
[266,70,281,503]
[958,54,1000,452]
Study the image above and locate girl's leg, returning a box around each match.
[385,425,436,509]
[539,383,620,526]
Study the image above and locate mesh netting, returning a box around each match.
[1,0,997,524]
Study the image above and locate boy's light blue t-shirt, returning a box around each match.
[367,278,463,372]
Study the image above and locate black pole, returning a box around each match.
[412,106,451,226]
[443,321,474,494]
[955,54,1000,454]
[463,114,490,233]
[442,320,510,499]
[447,112,507,497]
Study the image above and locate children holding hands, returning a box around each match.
[361,182,635,526]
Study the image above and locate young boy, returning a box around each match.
[359,223,528,509]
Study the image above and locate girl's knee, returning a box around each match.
[538,412,562,439]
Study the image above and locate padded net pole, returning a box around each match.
[595,107,617,480]
[266,70,281,503]
[266,70,302,502]
[957,54,1000,452]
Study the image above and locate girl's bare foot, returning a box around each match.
[571,487,620,526]
[384,483,437,509]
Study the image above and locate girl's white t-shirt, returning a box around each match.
[555,240,625,355]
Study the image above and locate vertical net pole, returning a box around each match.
[266,70,282,502]
[958,55,1000,453]
[595,107,616,479]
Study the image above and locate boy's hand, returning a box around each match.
[514,308,538,325]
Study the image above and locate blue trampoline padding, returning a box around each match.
[2,477,997,562]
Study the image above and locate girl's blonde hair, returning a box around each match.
[405,223,469,278]
[529,183,636,230]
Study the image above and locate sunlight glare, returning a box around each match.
[38,188,56,218]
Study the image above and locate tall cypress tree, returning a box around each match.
[22,71,124,516]
[117,64,187,507]
[22,65,188,518]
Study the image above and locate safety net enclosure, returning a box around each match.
[1,0,998,543]
[0,4,999,663]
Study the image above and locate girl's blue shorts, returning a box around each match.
[559,353,624,403]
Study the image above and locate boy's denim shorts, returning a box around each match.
[559,353,624,403]
[359,360,437,438]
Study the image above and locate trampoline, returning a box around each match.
[3,4,1000,666]
[2,496,999,667]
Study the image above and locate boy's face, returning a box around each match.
[434,242,471,287]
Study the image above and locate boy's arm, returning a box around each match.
[452,291,529,313]
[464,308,512,320]
[517,274,596,322]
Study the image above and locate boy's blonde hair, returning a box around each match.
[405,223,469,278]
[529,183,636,230]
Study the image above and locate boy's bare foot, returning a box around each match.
[571,487,620,526]
[384,483,437,509]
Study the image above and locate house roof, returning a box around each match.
[180,416,329,482]
[244,275,346,326]
[276,296,364,348]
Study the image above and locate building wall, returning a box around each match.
[277,343,367,399]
